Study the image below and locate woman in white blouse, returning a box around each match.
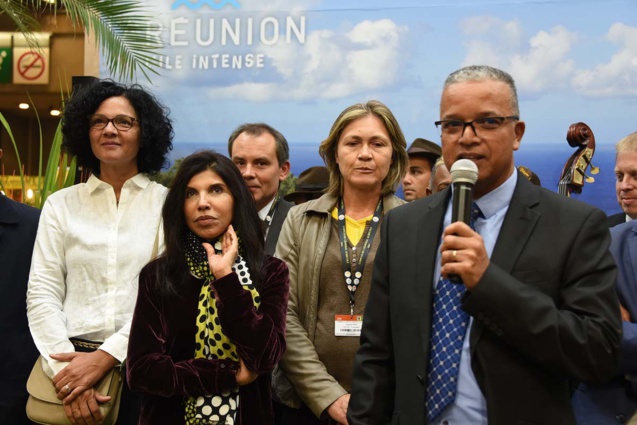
[27,80,173,424]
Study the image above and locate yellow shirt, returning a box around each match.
[331,207,373,246]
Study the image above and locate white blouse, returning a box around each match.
[27,174,167,377]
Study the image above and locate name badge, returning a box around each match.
[335,314,363,337]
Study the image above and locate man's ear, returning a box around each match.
[279,160,291,182]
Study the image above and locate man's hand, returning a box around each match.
[440,221,489,289]
[235,358,258,386]
[327,394,350,424]
[51,349,118,404]
[620,303,631,322]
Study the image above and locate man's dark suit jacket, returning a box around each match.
[0,195,40,424]
[573,220,637,424]
[265,199,292,256]
[607,211,627,228]
[348,173,622,425]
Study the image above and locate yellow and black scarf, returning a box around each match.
[183,230,260,425]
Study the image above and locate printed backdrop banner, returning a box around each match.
[99,0,637,214]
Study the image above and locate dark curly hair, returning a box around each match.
[61,80,174,174]
[156,150,265,297]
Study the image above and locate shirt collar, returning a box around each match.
[258,196,276,221]
[86,173,150,194]
[473,170,517,220]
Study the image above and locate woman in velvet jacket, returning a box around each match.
[127,150,289,425]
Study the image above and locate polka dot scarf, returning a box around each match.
[183,230,261,425]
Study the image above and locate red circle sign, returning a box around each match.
[17,51,46,80]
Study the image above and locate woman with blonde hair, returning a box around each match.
[273,100,408,424]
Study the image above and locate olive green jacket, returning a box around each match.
[273,192,405,418]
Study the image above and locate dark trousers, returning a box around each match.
[116,365,142,424]
[273,399,335,425]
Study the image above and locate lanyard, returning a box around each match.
[263,192,280,234]
[337,197,383,315]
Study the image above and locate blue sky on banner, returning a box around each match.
[105,0,637,150]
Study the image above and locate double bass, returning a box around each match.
[558,122,599,197]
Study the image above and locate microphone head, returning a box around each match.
[450,159,479,185]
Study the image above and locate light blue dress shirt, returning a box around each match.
[430,171,518,425]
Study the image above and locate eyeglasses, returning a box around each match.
[88,114,139,131]
[435,116,519,138]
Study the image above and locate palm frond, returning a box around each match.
[0,1,42,35]
[60,0,163,82]
[0,111,26,196]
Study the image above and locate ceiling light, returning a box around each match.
[50,108,61,117]
[19,103,29,110]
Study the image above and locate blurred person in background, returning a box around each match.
[401,138,442,201]
[283,166,330,205]
[0,147,40,424]
[608,131,637,227]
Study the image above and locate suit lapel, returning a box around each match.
[624,226,637,316]
[471,176,541,348]
[265,199,293,256]
[414,191,449,356]
[490,176,541,273]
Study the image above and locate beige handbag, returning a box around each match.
[26,356,123,425]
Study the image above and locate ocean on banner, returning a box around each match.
[169,142,620,216]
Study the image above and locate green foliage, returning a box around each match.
[149,158,183,188]
[0,112,26,196]
[279,173,297,198]
[1,0,163,82]
[0,111,76,208]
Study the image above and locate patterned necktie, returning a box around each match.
[425,202,483,422]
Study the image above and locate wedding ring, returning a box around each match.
[64,384,71,394]
[72,409,80,413]
[452,250,457,259]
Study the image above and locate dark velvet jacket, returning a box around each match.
[127,255,289,425]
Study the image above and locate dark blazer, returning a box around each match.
[0,195,40,424]
[348,173,622,425]
[265,199,293,256]
[572,220,637,424]
[607,212,627,228]
[127,256,289,425]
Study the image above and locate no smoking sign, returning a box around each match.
[13,47,49,84]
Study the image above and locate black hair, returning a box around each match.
[156,150,265,296]
[61,79,174,174]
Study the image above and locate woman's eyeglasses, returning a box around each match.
[88,114,139,131]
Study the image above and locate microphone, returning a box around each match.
[448,159,479,284]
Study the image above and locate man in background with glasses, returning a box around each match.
[349,65,621,425]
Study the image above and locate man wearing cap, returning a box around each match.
[283,166,329,205]
[402,138,442,201]
[228,123,293,256]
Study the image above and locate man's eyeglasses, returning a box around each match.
[435,116,519,138]
[89,114,139,131]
